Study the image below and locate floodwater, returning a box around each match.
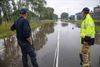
[0,20,100,67]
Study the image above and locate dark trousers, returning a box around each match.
[18,41,38,67]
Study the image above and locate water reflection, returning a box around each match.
[0,36,22,67]
[0,22,55,67]
[33,23,55,50]
[61,22,68,27]
[95,33,100,44]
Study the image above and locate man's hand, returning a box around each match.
[27,36,32,45]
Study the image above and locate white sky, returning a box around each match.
[46,0,100,17]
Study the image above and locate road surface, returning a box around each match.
[0,20,100,67]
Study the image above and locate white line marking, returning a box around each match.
[56,28,60,67]
[53,23,60,67]
[53,45,57,67]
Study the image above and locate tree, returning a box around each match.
[53,14,58,20]
[61,12,69,20]
[0,0,47,24]
[0,0,56,24]
[39,7,55,20]
[0,0,12,22]
[46,7,54,19]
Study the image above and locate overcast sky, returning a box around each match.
[46,0,100,17]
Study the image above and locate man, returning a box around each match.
[80,7,95,67]
[11,8,38,67]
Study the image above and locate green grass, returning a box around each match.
[96,26,100,32]
[30,20,55,29]
[0,20,55,39]
[74,20,100,32]
[66,20,81,27]
[66,20,100,32]
[94,20,100,22]
[0,23,14,38]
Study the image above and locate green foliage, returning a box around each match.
[0,9,2,25]
[10,10,20,22]
[0,0,48,24]
[61,12,69,20]
[40,7,58,20]
[27,11,38,21]
[53,14,58,20]
[0,0,57,24]
[9,9,39,22]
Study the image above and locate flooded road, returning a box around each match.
[0,20,100,67]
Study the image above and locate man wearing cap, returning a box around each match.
[79,7,95,67]
[11,8,38,67]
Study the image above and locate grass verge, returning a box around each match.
[66,20,100,32]
[0,20,55,39]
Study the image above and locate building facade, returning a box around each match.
[93,6,100,20]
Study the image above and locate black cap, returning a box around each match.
[20,8,28,14]
[82,7,90,12]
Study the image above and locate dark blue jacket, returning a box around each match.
[11,16,31,43]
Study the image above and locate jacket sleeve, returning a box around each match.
[23,20,31,39]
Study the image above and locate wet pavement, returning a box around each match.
[0,20,100,67]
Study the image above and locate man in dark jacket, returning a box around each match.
[11,8,38,67]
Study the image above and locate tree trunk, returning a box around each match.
[0,8,2,25]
